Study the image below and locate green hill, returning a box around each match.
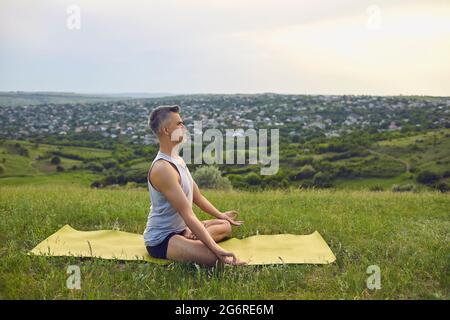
[0,129,449,192]
[0,92,132,107]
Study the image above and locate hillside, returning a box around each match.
[0,129,449,191]
[0,92,132,107]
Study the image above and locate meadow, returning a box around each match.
[0,185,448,299]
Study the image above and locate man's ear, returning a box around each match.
[161,126,169,136]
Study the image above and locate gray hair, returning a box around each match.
[148,105,181,135]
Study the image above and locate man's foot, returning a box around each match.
[182,227,197,240]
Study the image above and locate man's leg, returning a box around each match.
[182,219,231,242]
[166,235,220,267]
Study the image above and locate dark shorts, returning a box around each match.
[146,229,185,260]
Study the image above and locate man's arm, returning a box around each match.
[151,161,243,265]
[192,180,223,219]
[192,180,244,226]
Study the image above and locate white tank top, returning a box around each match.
[143,151,193,247]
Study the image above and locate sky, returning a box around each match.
[1,0,450,96]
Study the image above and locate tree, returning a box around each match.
[193,166,232,190]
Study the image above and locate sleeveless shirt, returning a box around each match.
[143,150,193,247]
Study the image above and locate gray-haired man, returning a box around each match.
[143,105,246,267]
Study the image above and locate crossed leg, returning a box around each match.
[183,219,232,242]
[166,219,232,267]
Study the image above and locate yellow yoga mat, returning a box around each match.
[29,225,336,265]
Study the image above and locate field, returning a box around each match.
[0,185,448,299]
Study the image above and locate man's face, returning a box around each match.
[162,112,186,144]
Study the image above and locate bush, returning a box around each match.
[435,182,449,193]
[85,162,104,173]
[369,185,384,192]
[416,170,440,185]
[291,165,316,180]
[0,164,4,175]
[102,160,118,170]
[244,172,262,186]
[117,174,127,185]
[227,174,247,189]
[293,156,314,166]
[103,175,118,185]
[392,184,417,192]
[312,172,333,188]
[56,165,64,172]
[192,166,233,190]
[50,156,61,165]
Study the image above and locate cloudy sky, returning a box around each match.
[1,0,449,96]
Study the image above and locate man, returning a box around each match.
[143,105,246,267]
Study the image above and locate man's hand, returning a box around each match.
[221,210,244,226]
[213,246,247,266]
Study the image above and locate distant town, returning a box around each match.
[1,94,449,145]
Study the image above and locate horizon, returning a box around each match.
[1,90,450,99]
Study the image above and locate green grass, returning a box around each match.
[0,185,448,299]
[334,174,429,191]
[0,171,101,187]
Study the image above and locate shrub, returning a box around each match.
[102,160,118,170]
[369,185,384,192]
[435,182,449,193]
[56,165,64,172]
[293,156,314,166]
[85,162,104,173]
[227,174,247,189]
[192,166,233,190]
[117,175,127,185]
[312,172,333,188]
[291,165,316,180]
[50,156,61,165]
[244,172,262,186]
[0,164,4,175]
[416,170,440,185]
[103,175,118,185]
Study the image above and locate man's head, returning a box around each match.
[148,105,185,143]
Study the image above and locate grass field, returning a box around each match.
[0,185,448,299]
